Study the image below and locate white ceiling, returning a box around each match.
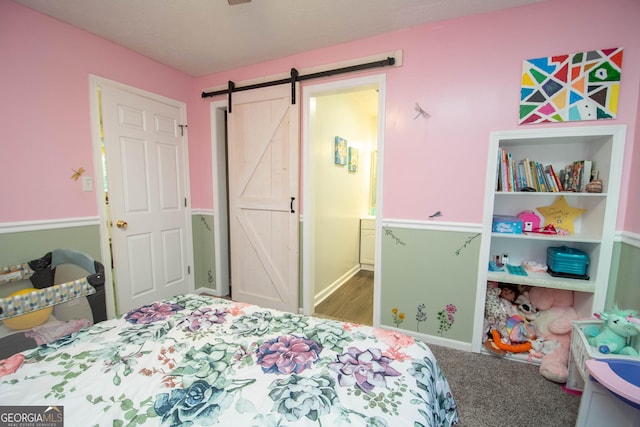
[14,0,542,77]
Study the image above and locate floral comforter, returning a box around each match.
[0,294,459,426]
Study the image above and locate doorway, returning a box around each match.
[302,74,385,325]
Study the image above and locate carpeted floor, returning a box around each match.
[428,344,582,426]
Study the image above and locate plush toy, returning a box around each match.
[491,329,531,353]
[484,284,504,339]
[506,293,538,343]
[584,307,640,356]
[529,287,578,383]
[529,337,560,361]
[515,290,539,322]
[485,283,521,339]
[528,286,573,310]
[499,284,519,306]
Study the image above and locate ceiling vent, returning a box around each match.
[228,0,251,5]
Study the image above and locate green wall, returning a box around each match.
[379,227,481,343]
[0,225,101,266]
[6,220,636,343]
[0,216,218,297]
[0,225,102,297]
[608,241,640,311]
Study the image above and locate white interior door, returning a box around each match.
[227,84,299,313]
[100,82,193,314]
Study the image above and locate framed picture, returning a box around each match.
[334,136,347,166]
[519,47,623,124]
[348,147,359,172]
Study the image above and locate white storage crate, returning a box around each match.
[567,320,640,392]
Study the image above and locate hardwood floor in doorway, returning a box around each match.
[313,270,373,326]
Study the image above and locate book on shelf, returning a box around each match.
[498,148,507,191]
[516,162,527,191]
[545,170,558,192]
[580,160,592,192]
[522,158,534,188]
[561,164,573,191]
[509,152,516,192]
[546,164,563,191]
[534,162,543,191]
[496,149,501,190]
[528,160,539,190]
[571,161,583,192]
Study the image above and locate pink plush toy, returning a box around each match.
[529,287,578,383]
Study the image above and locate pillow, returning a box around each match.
[3,288,52,331]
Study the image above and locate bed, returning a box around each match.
[0,294,459,426]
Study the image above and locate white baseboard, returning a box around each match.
[194,286,225,297]
[314,265,361,307]
[381,325,473,352]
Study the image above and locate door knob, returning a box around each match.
[116,220,128,229]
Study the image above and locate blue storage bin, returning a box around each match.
[492,216,523,234]
[547,246,589,277]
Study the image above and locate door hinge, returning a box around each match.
[178,124,188,136]
[185,197,188,207]
[188,265,191,275]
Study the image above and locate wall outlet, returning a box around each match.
[82,176,93,192]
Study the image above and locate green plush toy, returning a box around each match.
[584,307,640,356]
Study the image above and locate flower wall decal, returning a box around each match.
[437,304,458,336]
[392,303,458,337]
[416,304,428,332]
[391,308,405,327]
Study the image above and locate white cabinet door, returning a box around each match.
[360,219,376,269]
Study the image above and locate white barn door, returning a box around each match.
[227,84,299,313]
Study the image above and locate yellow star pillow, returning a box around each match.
[536,195,585,234]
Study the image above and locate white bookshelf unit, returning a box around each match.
[472,125,626,353]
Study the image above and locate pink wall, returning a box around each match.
[192,0,640,230]
[2,0,639,233]
[0,0,192,223]
[629,84,640,233]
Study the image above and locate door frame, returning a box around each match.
[209,100,230,297]
[89,75,195,317]
[301,74,386,323]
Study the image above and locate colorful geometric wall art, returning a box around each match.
[519,47,623,124]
